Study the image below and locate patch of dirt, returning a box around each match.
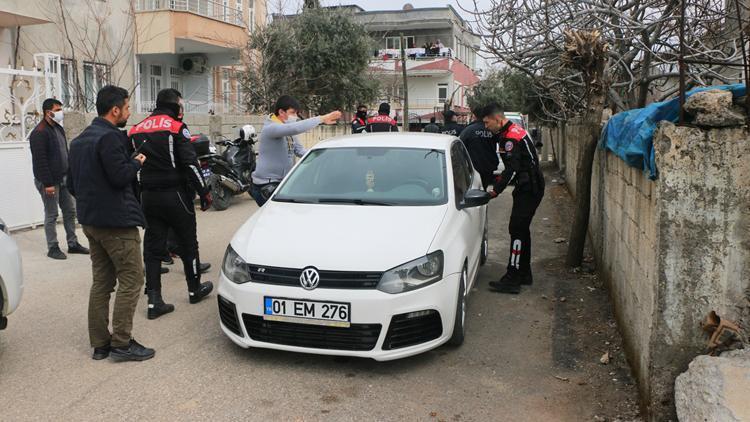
[544,170,642,422]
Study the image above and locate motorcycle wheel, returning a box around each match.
[211,183,233,211]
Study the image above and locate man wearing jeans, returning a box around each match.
[29,98,89,259]
[68,86,154,362]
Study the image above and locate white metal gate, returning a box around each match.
[0,54,61,230]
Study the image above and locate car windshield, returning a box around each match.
[273,147,448,206]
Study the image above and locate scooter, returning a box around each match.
[191,124,258,211]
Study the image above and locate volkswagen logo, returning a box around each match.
[299,267,320,290]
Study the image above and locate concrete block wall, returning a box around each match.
[550,120,750,420]
[589,144,659,409]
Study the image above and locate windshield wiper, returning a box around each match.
[317,198,393,206]
[273,197,317,204]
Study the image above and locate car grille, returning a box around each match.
[382,310,443,350]
[246,265,382,289]
[218,296,243,337]
[242,314,382,351]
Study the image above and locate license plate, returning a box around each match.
[201,168,212,179]
[263,297,351,327]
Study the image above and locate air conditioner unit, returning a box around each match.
[180,55,208,74]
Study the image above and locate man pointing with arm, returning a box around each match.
[250,95,341,207]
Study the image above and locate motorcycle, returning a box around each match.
[191,124,258,211]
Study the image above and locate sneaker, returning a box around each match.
[162,256,174,265]
[92,344,111,360]
[47,247,67,260]
[109,339,155,362]
[160,267,169,274]
[68,242,90,255]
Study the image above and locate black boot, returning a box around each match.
[147,290,175,320]
[489,272,522,294]
[188,281,214,304]
[520,270,533,286]
[47,246,67,260]
[199,262,211,274]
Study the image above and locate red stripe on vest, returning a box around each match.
[129,115,182,136]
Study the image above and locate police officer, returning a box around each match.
[351,104,368,134]
[459,107,499,189]
[440,110,464,137]
[366,103,398,132]
[483,103,545,294]
[129,88,214,319]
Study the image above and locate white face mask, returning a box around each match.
[285,114,298,123]
[51,110,64,126]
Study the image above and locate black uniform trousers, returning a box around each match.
[506,179,545,275]
[142,189,202,292]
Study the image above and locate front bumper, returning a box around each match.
[217,271,461,361]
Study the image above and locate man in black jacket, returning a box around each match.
[459,108,500,189]
[484,103,545,294]
[29,98,89,259]
[351,104,368,134]
[366,103,399,132]
[68,85,154,362]
[440,110,464,137]
[129,88,213,320]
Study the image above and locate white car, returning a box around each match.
[0,217,23,330]
[218,134,490,361]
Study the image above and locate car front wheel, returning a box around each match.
[447,266,467,346]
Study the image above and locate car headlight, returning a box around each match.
[222,244,252,284]
[377,251,444,294]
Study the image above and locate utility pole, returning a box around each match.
[400,33,409,132]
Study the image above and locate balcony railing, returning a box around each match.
[136,0,244,26]
[375,48,454,60]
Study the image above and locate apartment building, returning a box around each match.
[0,0,266,117]
[349,4,482,124]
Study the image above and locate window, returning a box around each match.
[385,36,415,50]
[60,58,76,108]
[222,69,231,110]
[137,62,148,108]
[83,62,109,112]
[149,64,162,106]
[451,142,473,208]
[236,80,243,111]
[247,0,255,33]
[170,66,181,92]
[235,0,243,25]
[274,147,448,206]
[438,83,448,103]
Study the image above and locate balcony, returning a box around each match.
[0,3,51,26]
[135,0,248,56]
[375,48,454,61]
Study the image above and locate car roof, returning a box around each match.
[312,133,458,150]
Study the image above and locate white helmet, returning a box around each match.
[239,124,256,141]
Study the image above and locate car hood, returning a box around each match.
[231,202,448,272]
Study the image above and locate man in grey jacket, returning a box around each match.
[250,95,341,206]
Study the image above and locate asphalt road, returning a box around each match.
[0,172,639,421]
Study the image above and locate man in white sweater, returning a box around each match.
[250,95,341,206]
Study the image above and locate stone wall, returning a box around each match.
[547,114,750,420]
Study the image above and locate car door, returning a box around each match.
[450,141,483,285]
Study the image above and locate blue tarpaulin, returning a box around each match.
[600,84,746,179]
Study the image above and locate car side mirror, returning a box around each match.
[461,189,491,209]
